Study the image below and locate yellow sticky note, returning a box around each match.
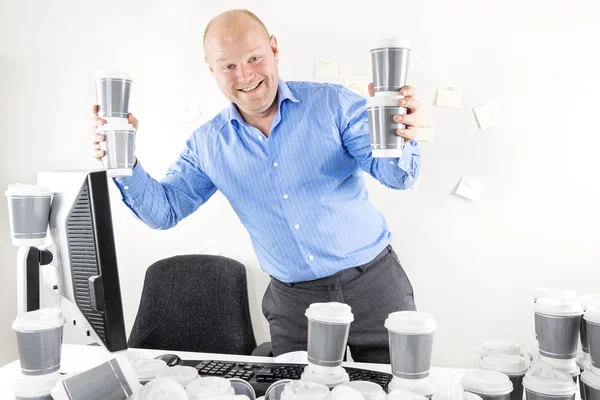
[416,119,435,143]
[315,58,338,76]
[344,76,372,98]
[456,176,485,201]
[473,102,502,129]
[435,85,462,108]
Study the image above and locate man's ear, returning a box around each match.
[270,35,279,63]
[205,56,214,73]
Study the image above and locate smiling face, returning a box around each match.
[204,12,280,118]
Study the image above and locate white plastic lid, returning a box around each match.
[371,37,412,51]
[366,93,405,108]
[523,367,577,396]
[387,389,430,400]
[330,385,365,400]
[186,377,234,397]
[585,305,600,324]
[531,359,579,377]
[305,302,354,324]
[580,294,600,310]
[157,365,199,387]
[534,297,584,317]
[13,371,59,397]
[582,368,600,391]
[281,380,330,400]
[131,358,168,381]
[301,365,349,387]
[97,122,136,132]
[479,340,522,357]
[95,69,133,81]
[533,288,577,301]
[385,311,437,335]
[388,377,438,397]
[432,387,472,400]
[12,308,65,332]
[343,381,386,400]
[481,355,528,376]
[460,370,513,396]
[6,183,52,197]
[577,354,592,370]
[138,377,188,400]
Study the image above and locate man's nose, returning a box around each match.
[237,63,254,82]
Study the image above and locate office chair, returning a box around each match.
[128,254,272,357]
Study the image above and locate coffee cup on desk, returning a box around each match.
[580,294,600,359]
[481,354,528,400]
[13,372,60,400]
[5,183,52,247]
[51,356,142,400]
[523,367,576,400]
[340,381,386,400]
[581,366,600,400]
[279,380,330,400]
[12,308,65,376]
[131,358,168,384]
[585,306,600,369]
[461,369,514,400]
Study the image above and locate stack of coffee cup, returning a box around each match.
[480,354,528,400]
[385,311,438,397]
[461,369,514,400]
[580,295,600,363]
[12,308,66,399]
[94,69,136,177]
[522,366,577,400]
[533,297,583,374]
[51,355,142,400]
[300,303,354,388]
[367,37,412,158]
[5,183,52,247]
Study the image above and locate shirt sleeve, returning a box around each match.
[337,85,421,190]
[112,135,217,229]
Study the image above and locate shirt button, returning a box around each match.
[258,136,263,140]
[294,224,300,230]
[273,162,279,167]
[283,194,289,199]
[389,161,395,165]
[308,255,314,261]
[124,186,129,190]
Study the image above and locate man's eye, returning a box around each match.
[250,57,259,62]
[224,65,235,70]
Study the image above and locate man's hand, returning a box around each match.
[368,84,420,143]
[90,105,139,165]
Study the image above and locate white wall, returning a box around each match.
[1,0,599,367]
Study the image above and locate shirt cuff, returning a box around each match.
[112,161,150,201]
[395,140,420,172]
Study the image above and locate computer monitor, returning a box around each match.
[28,170,128,353]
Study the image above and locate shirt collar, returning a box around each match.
[228,78,300,124]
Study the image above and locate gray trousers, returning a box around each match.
[262,245,416,364]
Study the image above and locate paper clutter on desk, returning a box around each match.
[456,176,485,201]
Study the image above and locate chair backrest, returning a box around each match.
[128,254,257,355]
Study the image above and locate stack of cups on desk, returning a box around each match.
[12,308,66,399]
[94,69,136,177]
[367,37,411,158]
[385,311,438,398]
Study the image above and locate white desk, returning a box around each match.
[0,344,467,396]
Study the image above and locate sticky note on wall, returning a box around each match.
[416,119,435,142]
[435,85,462,108]
[315,58,338,76]
[345,76,372,98]
[473,102,502,129]
[455,176,485,201]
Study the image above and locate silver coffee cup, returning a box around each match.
[370,37,411,94]
[585,307,600,369]
[366,93,407,158]
[581,295,600,357]
[97,122,136,177]
[5,184,52,247]
[581,367,600,400]
[481,354,529,400]
[95,70,133,119]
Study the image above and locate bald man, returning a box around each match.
[91,9,422,363]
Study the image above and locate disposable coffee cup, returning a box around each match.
[481,355,528,400]
[305,302,354,371]
[585,307,600,369]
[366,93,407,158]
[389,389,431,400]
[581,295,600,356]
[534,298,583,364]
[156,365,198,387]
[461,369,513,400]
[523,367,576,400]
[97,122,136,177]
[51,356,142,400]
[533,289,577,304]
[385,311,436,380]
[131,358,168,384]
[280,380,330,400]
[12,308,65,376]
[264,380,294,400]
[301,364,349,388]
[480,341,523,359]
[581,367,600,400]
[6,184,52,247]
[138,377,188,400]
[330,385,365,400]
[342,381,387,400]
[370,37,411,93]
[529,359,580,383]
[13,372,60,400]
[388,376,438,398]
[95,70,133,119]
[186,377,236,398]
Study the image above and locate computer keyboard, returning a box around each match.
[181,359,393,396]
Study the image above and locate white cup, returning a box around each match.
[523,366,576,400]
[461,370,513,400]
[131,358,168,384]
[13,372,60,400]
[280,380,330,400]
[341,381,386,400]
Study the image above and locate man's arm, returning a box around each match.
[337,85,421,190]
[113,137,217,229]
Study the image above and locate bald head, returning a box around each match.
[203,10,269,51]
